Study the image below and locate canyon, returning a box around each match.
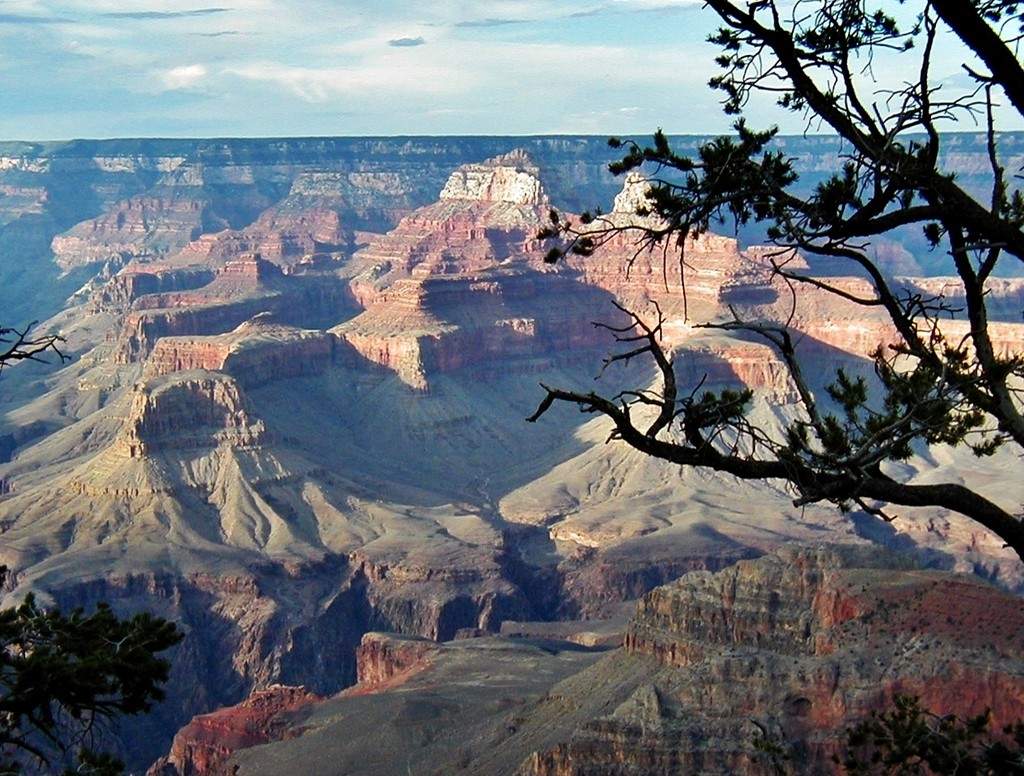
[204,545,1024,775]
[0,136,1021,773]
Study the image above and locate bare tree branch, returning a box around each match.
[0,323,66,373]
[533,0,1024,565]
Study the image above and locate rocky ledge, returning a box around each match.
[353,631,437,687]
[178,545,1024,776]
[144,315,337,388]
[521,545,1024,775]
[117,370,268,458]
[147,685,322,776]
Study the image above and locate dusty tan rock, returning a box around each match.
[116,371,268,459]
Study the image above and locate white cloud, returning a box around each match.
[225,57,464,103]
[163,63,207,89]
[6,0,730,137]
[610,0,702,6]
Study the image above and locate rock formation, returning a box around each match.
[0,138,1021,773]
[520,546,1024,775]
[90,264,218,313]
[335,151,614,390]
[144,316,336,388]
[147,685,322,776]
[198,546,1024,776]
[117,371,269,459]
[353,631,436,687]
[173,172,363,271]
[564,171,777,322]
[51,189,209,269]
[110,254,351,363]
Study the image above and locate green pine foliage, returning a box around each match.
[531,0,1024,562]
[839,695,1024,775]
[0,567,182,774]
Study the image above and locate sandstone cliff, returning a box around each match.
[565,171,775,323]
[110,254,351,363]
[518,546,1024,776]
[172,172,369,270]
[147,685,321,776]
[144,317,336,388]
[335,151,614,390]
[117,371,269,459]
[191,546,1024,776]
[353,631,436,687]
[1,140,1021,775]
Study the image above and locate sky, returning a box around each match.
[0,1,1000,141]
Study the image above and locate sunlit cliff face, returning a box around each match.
[0,138,1021,774]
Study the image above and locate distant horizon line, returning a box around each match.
[2,129,1018,147]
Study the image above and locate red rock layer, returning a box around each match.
[144,317,336,387]
[147,685,321,776]
[52,194,207,269]
[176,198,355,270]
[336,152,617,390]
[110,254,350,363]
[525,546,1024,775]
[352,632,435,687]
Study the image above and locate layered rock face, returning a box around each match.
[111,254,351,363]
[346,150,550,287]
[15,136,623,278]
[1,138,1022,775]
[50,160,345,270]
[147,685,322,776]
[522,546,1024,776]
[186,547,1024,776]
[336,151,619,390]
[174,172,363,270]
[353,631,436,686]
[565,172,777,321]
[144,317,336,388]
[51,188,210,269]
[572,173,1024,374]
[117,372,268,458]
[91,264,218,312]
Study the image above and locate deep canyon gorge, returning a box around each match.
[0,136,1022,774]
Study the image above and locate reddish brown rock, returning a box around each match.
[174,177,358,271]
[201,547,1023,776]
[91,264,217,312]
[352,632,435,688]
[346,551,534,642]
[572,175,1024,391]
[50,160,283,270]
[144,316,336,387]
[521,546,1024,775]
[564,172,776,322]
[52,194,205,268]
[178,206,353,269]
[170,169,422,269]
[111,254,349,363]
[336,151,616,390]
[147,685,321,776]
[4,147,1023,776]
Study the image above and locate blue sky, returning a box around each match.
[0,1,1001,140]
